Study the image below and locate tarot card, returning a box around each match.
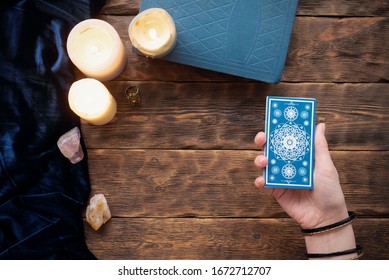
[264,96,316,189]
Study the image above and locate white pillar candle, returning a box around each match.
[68,78,117,125]
[67,19,126,81]
[128,8,177,58]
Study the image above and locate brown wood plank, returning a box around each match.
[297,0,389,16]
[101,0,140,15]
[84,218,389,259]
[81,82,389,151]
[97,15,389,83]
[101,0,389,17]
[284,17,389,83]
[85,149,389,217]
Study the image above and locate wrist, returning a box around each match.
[299,204,349,230]
[304,223,357,259]
[301,211,355,235]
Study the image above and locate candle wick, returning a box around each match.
[80,27,94,35]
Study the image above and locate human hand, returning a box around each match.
[254,123,349,229]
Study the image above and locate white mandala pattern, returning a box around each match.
[282,164,296,179]
[284,106,298,122]
[298,167,307,176]
[271,166,280,174]
[270,123,309,161]
[300,110,309,119]
[274,109,282,118]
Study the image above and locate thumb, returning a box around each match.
[314,123,333,166]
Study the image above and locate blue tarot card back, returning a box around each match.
[264,96,316,189]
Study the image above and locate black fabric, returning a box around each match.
[0,0,106,259]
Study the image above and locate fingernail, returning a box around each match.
[255,132,264,143]
[255,177,260,186]
[255,177,263,187]
[255,156,263,166]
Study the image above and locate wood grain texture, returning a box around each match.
[83,0,389,261]
[85,149,389,218]
[81,82,389,150]
[284,17,389,82]
[84,218,389,260]
[101,0,389,16]
[297,0,389,16]
[97,15,389,83]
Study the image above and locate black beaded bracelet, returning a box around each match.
[301,211,356,235]
[305,245,363,259]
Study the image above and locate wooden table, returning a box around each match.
[83,0,389,259]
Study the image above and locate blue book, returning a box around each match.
[264,96,316,189]
[138,0,299,83]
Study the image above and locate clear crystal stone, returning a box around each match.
[86,194,111,231]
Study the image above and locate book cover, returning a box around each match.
[138,0,299,83]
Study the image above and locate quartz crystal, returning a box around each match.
[57,127,84,164]
[86,194,111,231]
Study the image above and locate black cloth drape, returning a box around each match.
[0,0,106,259]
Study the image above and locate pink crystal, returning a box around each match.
[57,127,84,164]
